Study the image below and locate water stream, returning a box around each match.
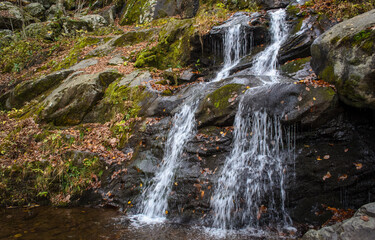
[211,9,293,230]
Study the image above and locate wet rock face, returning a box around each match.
[289,107,375,225]
[311,9,375,109]
[205,12,270,67]
[302,202,375,240]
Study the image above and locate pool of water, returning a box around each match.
[0,207,284,240]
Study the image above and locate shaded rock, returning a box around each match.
[0,29,14,48]
[25,21,61,40]
[302,202,375,240]
[24,2,45,20]
[40,69,122,125]
[30,0,56,9]
[256,0,291,9]
[0,1,35,29]
[311,9,375,109]
[4,69,73,109]
[45,4,62,20]
[69,59,98,71]
[280,56,312,80]
[79,14,108,30]
[179,68,200,83]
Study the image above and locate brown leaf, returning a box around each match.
[323,155,330,160]
[361,215,369,222]
[344,148,349,152]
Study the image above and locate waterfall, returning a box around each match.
[211,9,292,230]
[137,14,252,221]
[212,14,251,82]
[140,102,198,219]
[250,9,288,77]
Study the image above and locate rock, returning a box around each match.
[311,9,375,109]
[179,68,200,83]
[40,69,122,125]
[24,2,45,20]
[30,0,56,9]
[25,21,61,40]
[0,1,35,29]
[0,29,14,48]
[134,18,200,69]
[196,83,247,127]
[108,56,124,66]
[62,17,93,35]
[112,28,159,47]
[99,5,116,25]
[79,14,108,30]
[119,0,199,25]
[302,202,375,240]
[280,57,312,80]
[45,4,62,20]
[83,71,152,123]
[4,69,73,109]
[256,0,291,9]
[69,59,98,71]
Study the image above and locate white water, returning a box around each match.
[211,9,293,230]
[137,14,252,222]
[212,17,251,82]
[250,9,288,77]
[139,102,198,219]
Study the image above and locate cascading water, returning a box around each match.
[211,9,293,230]
[212,14,251,82]
[140,102,198,220]
[250,9,288,77]
[137,13,253,222]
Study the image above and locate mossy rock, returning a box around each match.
[134,18,198,69]
[196,83,245,127]
[119,0,153,25]
[311,9,375,109]
[112,28,159,47]
[281,57,311,76]
[25,21,62,40]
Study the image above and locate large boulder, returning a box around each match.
[24,2,45,20]
[39,69,122,125]
[302,202,375,240]
[0,1,35,29]
[25,21,62,40]
[311,9,375,109]
[119,0,199,25]
[79,14,108,30]
[3,69,73,109]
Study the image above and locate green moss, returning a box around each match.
[286,4,300,16]
[135,19,196,69]
[53,36,100,71]
[281,57,311,74]
[161,89,173,96]
[320,65,336,83]
[119,0,150,25]
[207,84,243,110]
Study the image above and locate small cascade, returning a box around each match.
[211,8,293,230]
[250,9,288,77]
[212,97,293,229]
[140,102,198,219]
[212,14,252,82]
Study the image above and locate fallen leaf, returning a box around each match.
[257,205,267,220]
[361,215,369,221]
[165,210,169,215]
[323,171,332,181]
[306,87,310,91]
[313,97,316,101]
[14,234,22,238]
[201,190,205,198]
[344,148,349,152]
[304,145,310,148]
[298,95,303,101]
[338,174,348,181]
[174,182,178,186]
[324,155,330,160]
[317,156,322,161]
[353,163,363,170]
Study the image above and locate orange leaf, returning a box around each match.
[317,156,322,161]
[323,171,332,181]
[361,215,369,222]
[353,163,363,170]
[338,174,348,181]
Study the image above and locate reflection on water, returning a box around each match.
[0,207,276,240]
